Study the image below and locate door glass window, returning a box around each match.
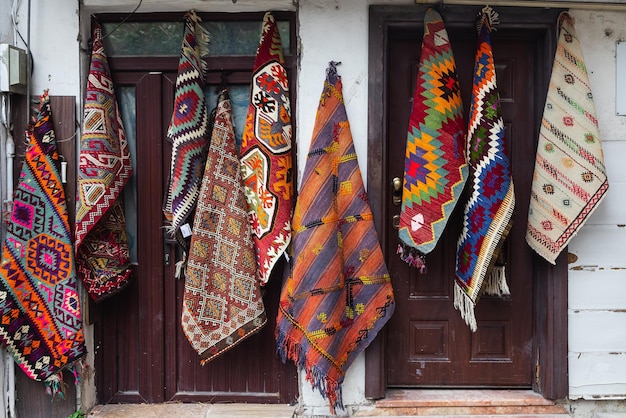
[102,20,291,56]
[118,86,138,264]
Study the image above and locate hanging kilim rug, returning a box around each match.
[526,12,608,264]
[75,21,134,302]
[454,7,515,332]
[162,10,210,262]
[240,11,294,285]
[0,91,86,383]
[398,8,468,272]
[276,62,395,413]
[181,89,266,364]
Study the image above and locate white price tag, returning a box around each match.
[180,223,192,238]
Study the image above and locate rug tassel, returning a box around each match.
[478,5,500,33]
[482,265,510,297]
[276,330,345,414]
[188,10,211,74]
[454,283,477,332]
[175,251,187,280]
[397,244,428,274]
[44,372,67,400]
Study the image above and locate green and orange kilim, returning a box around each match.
[398,8,468,272]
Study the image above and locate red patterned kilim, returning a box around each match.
[240,12,294,285]
[398,8,468,271]
[75,22,134,302]
[276,63,395,413]
[0,91,86,383]
[182,89,266,363]
[526,13,608,264]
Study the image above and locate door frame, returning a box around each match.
[365,5,568,401]
[93,11,299,404]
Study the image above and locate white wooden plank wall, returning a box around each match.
[566,10,626,402]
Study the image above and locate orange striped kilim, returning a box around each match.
[276,62,394,413]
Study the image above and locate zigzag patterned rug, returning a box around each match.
[454,8,515,332]
[75,21,133,302]
[526,12,608,264]
[276,62,394,413]
[0,91,86,383]
[163,11,210,254]
[398,8,468,272]
[240,12,294,285]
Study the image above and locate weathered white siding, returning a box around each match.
[2,0,626,416]
[568,9,626,403]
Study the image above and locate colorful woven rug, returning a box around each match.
[454,8,515,332]
[181,89,266,364]
[276,62,395,413]
[398,8,468,272]
[163,11,210,248]
[0,91,86,382]
[526,12,608,264]
[75,22,134,302]
[240,12,294,285]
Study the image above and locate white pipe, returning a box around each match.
[416,0,626,11]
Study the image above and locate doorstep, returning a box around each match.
[355,389,571,416]
[86,390,572,417]
[86,403,296,418]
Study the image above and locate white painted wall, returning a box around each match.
[3,0,626,416]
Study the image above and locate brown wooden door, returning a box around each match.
[384,25,540,387]
[93,71,297,404]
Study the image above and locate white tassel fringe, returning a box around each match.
[482,266,511,297]
[454,284,477,333]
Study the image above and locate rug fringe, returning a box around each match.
[276,331,345,414]
[482,265,510,297]
[175,256,187,280]
[187,10,210,75]
[397,243,428,274]
[44,372,67,400]
[454,283,477,332]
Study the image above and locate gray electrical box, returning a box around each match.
[0,44,27,94]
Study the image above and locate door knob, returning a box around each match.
[392,177,402,206]
[392,214,400,230]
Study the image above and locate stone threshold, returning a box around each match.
[87,402,296,418]
[357,389,570,416]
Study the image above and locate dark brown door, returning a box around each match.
[384,25,540,387]
[93,71,297,404]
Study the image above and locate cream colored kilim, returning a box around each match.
[526,12,608,264]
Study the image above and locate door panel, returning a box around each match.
[385,27,537,387]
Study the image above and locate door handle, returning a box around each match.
[163,233,177,267]
[392,177,402,206]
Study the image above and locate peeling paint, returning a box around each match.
[571,265,599,271]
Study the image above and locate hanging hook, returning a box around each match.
[215,71,230,94]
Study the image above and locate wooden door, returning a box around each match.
[383,22,543,387]
[92,70,297,404]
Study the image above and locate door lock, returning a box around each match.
[392,214,400,230]
[392,177,402,206]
